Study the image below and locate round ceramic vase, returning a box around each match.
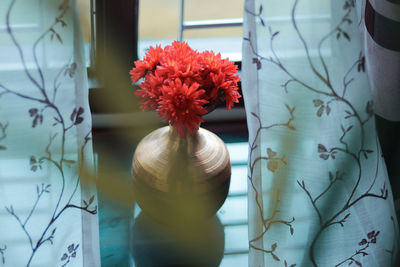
[131,125,231,224]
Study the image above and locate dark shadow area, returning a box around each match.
[375,115,400,202]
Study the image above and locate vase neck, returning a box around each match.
[168,125,200,153]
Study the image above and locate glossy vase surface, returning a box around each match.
[131,125,231,224]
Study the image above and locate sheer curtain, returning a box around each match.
[361,0,400,121]
[0,0,100,266]
[242,0,399,266]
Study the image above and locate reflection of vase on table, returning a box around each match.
[129,41,241,224]
[131,212,225,267]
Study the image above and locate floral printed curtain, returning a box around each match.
[0,0,100,266]
[242,0,399,266]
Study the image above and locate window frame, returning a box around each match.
[88,0,139,114]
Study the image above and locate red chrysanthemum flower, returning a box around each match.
[129,41,241,137]
[210,71,241,109]
[222,83,242,109]
[130,45,164,82]
[160,41,201,85]
[134,72,165,110]
[157,79,208,138]
[198,51,241,109]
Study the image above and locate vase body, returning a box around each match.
[131,125,231,224]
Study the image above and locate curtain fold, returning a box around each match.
[0,0,100,266]
[242,0,399,266]
[362,0,400,121]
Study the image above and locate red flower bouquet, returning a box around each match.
[129,41,241,138]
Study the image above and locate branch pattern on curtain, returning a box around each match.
[0,0,100,266]
[242,0,399,266]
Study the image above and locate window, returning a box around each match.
[138,0,243,62]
